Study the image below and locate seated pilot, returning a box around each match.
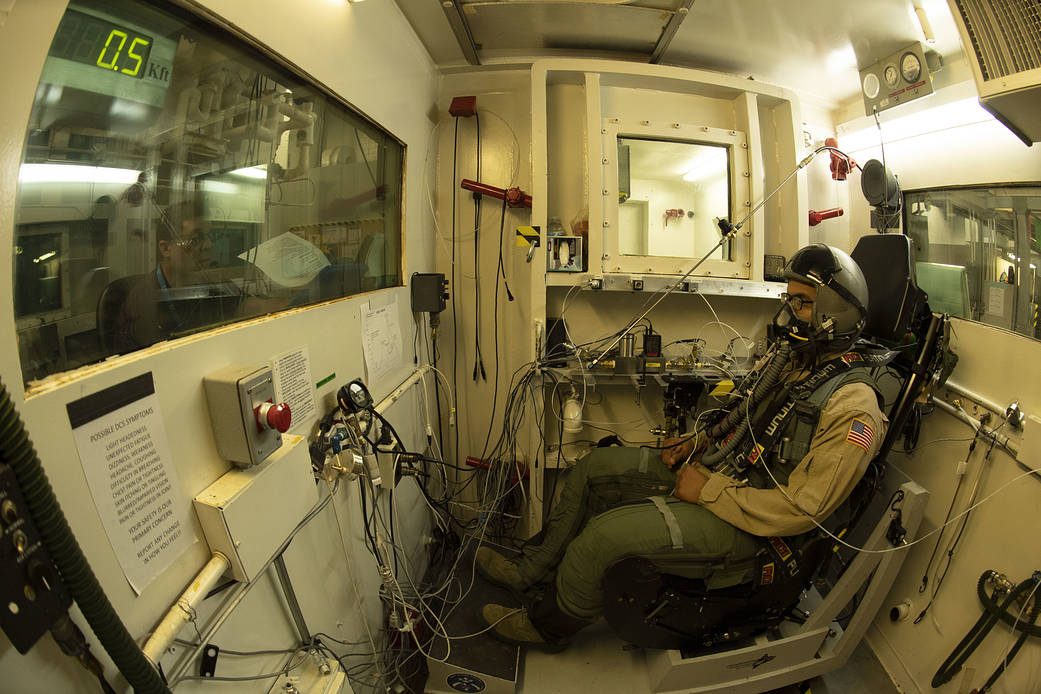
[476,243,887,650]
[111,200,237,353]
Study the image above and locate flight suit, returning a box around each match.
[514,359,887,622]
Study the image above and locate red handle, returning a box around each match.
[809,208,844,226]
[460,179,533,208]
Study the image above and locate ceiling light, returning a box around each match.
[230,165,268,179]
[18,164,141,184]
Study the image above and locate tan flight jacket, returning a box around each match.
[697,376,888,537]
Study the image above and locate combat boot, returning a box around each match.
[475,546,526,592]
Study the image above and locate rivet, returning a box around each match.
[702,126,710,132]
[743,171,750,177]
[603,157,609,164]
[603,221,610,227]
[745,201,751,206]
[742,143,748,148]
[642,120,651,126]
[603,189,608,195]
[672,123,681,128]
[729,130,736,135]
[601,128,607,134]
[744,261,751,267]
[602,253,610,260]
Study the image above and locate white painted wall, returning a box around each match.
[0,1,439,691]
[818,81,1041,694]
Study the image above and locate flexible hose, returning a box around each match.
[709,340,791,439]
[702,340,792,466]
[0,379,171,694]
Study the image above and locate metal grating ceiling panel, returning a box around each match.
[955,0,1041,81]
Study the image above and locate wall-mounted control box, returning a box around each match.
[193,435,316,582]
[203,365,292,468]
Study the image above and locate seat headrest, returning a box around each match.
[850,235,927,342]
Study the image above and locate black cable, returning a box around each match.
[472,112,486,382]
[431,321,445,453]
[917,429,981,598]
[451,117,460,470]
[916,429,1000,624]
[477,196,511,462]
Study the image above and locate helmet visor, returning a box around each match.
[784,244,842,284]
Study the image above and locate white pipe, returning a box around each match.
[941,380,1008,419]
[142,552,231,666]
[375,365,431,415]
[930,396,1017,456]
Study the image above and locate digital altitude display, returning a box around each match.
[48,9,154,79]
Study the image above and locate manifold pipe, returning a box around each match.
[941,380,1008,419]
[929,396,1018,457]
[142,552,231,666]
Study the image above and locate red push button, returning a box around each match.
[255,401,292,433]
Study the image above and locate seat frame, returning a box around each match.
[643,479,927,693]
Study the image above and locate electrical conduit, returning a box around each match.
[0,378,171,693]
[142,552,231,666]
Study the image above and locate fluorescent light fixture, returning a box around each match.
[682,149,727,182]
[18,163,141,184]
[33,251,56,264]
[230,165,268,179]
[826,45,858,75]
[838,97,995,152]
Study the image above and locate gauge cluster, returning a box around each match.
[858,42,934,117]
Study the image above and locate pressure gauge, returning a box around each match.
[338,379,373,414]
[900,52,922,83]
[862,73,880,99]
[884,65,899,88]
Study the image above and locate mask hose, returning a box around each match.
[700,340,791,466]
[0,378,171,694]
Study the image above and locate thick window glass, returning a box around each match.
[906,186,1040,339]
[14,0,403,384]
[617,137,731,260]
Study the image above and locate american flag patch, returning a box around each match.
[846,418,875,450]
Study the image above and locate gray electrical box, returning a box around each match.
[203,365,288,467]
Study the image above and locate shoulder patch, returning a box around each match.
[846,417,875,450]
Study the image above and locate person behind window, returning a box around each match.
[109,199,234,352]
[475,244,886,651]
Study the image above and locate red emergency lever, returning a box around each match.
[460,179,532,208]
[809,208,844,227]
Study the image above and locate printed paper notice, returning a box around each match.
[988,285,1005,316]
[238,231,330,288]
[361,298,403,385]
[272,348,318,434]
[67,374,196,594]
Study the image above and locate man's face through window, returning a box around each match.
[162,218,213,285]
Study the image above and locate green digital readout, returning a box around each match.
[48,9,153,79]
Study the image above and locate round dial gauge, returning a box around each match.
[884,65,899,87]
[901,52,922,83]
[862,72,880,99]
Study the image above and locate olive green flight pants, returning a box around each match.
[516,446,760,620]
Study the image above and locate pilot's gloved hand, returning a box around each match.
[672,462,709,503]
[661,436,695,468]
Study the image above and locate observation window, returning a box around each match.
[905,185,1041,340]
[13,0,404,384]
[601,119,749,278]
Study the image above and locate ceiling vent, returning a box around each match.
[947,0,1041,145]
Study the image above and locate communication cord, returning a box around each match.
[0,377,171,693]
